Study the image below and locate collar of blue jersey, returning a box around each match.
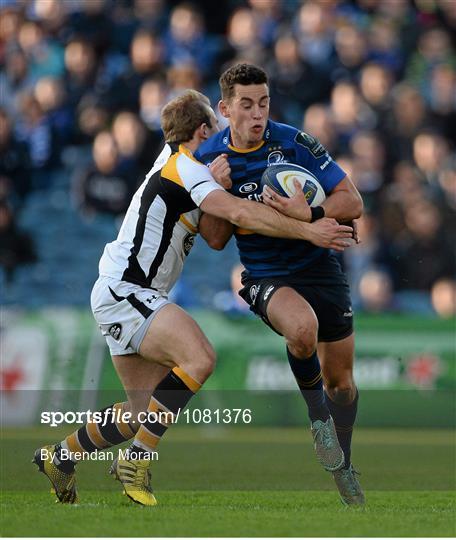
[224,120,272,153]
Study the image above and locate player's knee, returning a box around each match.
[192,343,216,382]
[287,322,318,359]
[326,381,356,405]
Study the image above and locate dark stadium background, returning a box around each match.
[0,3,454,533]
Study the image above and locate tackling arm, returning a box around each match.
[199,212,234,251]
[200,190,354,251]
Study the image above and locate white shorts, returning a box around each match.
[90,276,170,355]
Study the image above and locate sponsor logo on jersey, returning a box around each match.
[267,150,285,165]
[343,307,353,318]
[250,285,259,304]
[183,233,195,256]
[320,156,332,170]
[239,182,258,194]
[108,323,122,340]
[263,285,275,301]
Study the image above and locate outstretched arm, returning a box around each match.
[200,190,353,251]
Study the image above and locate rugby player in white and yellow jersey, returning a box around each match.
[33,90,353,506]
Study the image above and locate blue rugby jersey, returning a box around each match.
[195,120,347,278]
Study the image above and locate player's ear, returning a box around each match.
[197,123,208,140]
[218,99,229,118]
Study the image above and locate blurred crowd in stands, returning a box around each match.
[0,0,455,317]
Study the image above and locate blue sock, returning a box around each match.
[287,348,330,423]
[324,389,359,468]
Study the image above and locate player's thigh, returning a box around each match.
[266,286,319,354]
[112,353,170,424]
[139,303,216,381]
[318,333,356,402]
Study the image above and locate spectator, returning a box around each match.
[431,278,456,318]
[359,62,394,130]
[268,33,331,125]
[164,3,221,77]
[226,7,266,66]
[139,77,168,132]
[0,201,36,284]
[303,104,338,155]
[15,92,59,189]
[388,199,455,293]
[0,108,31,205]
[0,47,33,116]
[350,130,386,201]
[111,111,158,178]
[102,29,165,112]
[75,94,110,147]
[332,23,368,82]
[412,130,450,189]
[384,83,428,162]
[330,81,375,153]
[34,76,74,145]
[293,1,335,73]
[18,19,65,80]
[358,269,394,313]
[406,27,456,93]
[64,38,101,108]
[133,0,167,32]
[367,16,403,74]
[247,0,284,48]
[167,63,202,98]
[73,131,136,217]
[427,63,456,141]
[66,0,113,56]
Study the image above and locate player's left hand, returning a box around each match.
[340,219,361,244]
[209,154,232,189]
[263,179,312,222]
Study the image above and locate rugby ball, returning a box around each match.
[261,163,326,207]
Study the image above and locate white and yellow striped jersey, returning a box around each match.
[98,142,224,293]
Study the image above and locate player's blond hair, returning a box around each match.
[161,90,213,143]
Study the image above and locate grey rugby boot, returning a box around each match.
[332,464,365,506]
[310,416,345,471]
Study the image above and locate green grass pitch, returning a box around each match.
[1,427,454,537]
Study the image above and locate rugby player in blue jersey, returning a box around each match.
[196,64,365,505]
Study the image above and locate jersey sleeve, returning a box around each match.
[176,153,224,206]
[292,130,346,193]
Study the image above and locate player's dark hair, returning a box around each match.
[219,63,268,101]
[161,90,213,144]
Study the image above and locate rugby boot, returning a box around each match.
[332,464,365,506]
[311,416,345,471]
[110,457,157,506]
[32,445,78,503]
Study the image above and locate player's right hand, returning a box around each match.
[309,218,354,251]
[209,154,232,189]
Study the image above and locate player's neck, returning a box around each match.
[230,130,263,150]
[181,139,198,154]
